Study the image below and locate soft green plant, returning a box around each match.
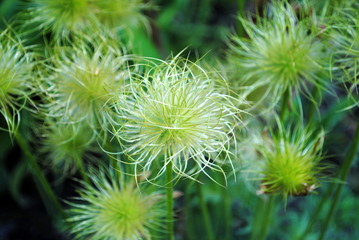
[228,1,328,109]
[330,5,359,99]
[92,0,150,31]
[253,119,327,203]
[112,56,242,180]
[67,168,165,240]
[28,0,93,40]
[0,29,34,133]
[41,120,97,175]
[26,0,150,41]
[40,38,131,133]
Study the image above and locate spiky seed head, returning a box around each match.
[329,5,359,99]
[67,170,165,240]
[29,0,93,40]
[42,39,131,132]
[27,0,149,41]
[92,0,150,31]
[228,2,327,109]
[40,120,97,174]
[113,57,241,180]
[254,120,326,202]
[0,30,33,133]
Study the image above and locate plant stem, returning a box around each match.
[279,89,290,120]
[318,123,359,240]
[258,196,275,240]
[14,132,66,220]
[185,181,196,240]
[166,161,174,240]
[222,185,232,240]
[307,86,320,122]
[250,195,275,240]
[76,157,89,184]
[197,183,215,240]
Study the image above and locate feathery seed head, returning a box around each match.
[228,2,327,109]
[27,0,150,41]
[43,40,131,131]
[114,57,242,180]
[254,120,326,202]
[29,0,92,40]
[92,0,150,31]
[41,120,97,174]
[67,169,165,240]
[0,30,33,133]
[330,6,359,99]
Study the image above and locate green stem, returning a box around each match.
[307,86,320,122]
[197,183,215,240]
[76,157,89,184]
[318,123,359,240]
[184,181,196,240]
[14,132,66,220]
[279,90,290,120]
[222,186,232,240]
[258,196,275,240]
[166,161,174,240]
[250,196,275,240]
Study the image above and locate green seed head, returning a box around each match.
[0,30,33,133]
[92,0,150,30]
[114,57,241,179]
[29,0,92,40]
[254,120,326,202]
[41,120,96,174]
[27,0,149,41]
[67,170,165,240]
[330,5,359,98]
[228,2,327,109]
[43,39,130,132]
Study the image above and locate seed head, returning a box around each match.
[67,169,165,240]
[42,39,131,133]
[0,30,33,133]
[228,2,327,109]
[253,120,327,203]
[41,120,97,174]
[330,5,359,100]
[27,0,149,41]
[29,0,93,40]
[113,57,241,180]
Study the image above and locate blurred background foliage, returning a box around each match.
[0,0,358,239]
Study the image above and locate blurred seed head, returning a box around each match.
[0,30,34,133]
[228,2,328,110]
[29,0,93,40]
[41,37,132,133]
[112,56,242,180]
[27,0,150,41]
[67,169,165,240]
[252,119,327,203]
[329,5,359,101]
[41,120,97,174]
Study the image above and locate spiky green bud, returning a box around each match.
[27,0,149,41]
[67,169,165,240]
[228,2,327,109]
[0,30,34,133]
[40,120,97,174]
[41,38,131,133]
[253,120,327,202]
[329,4,359,99]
